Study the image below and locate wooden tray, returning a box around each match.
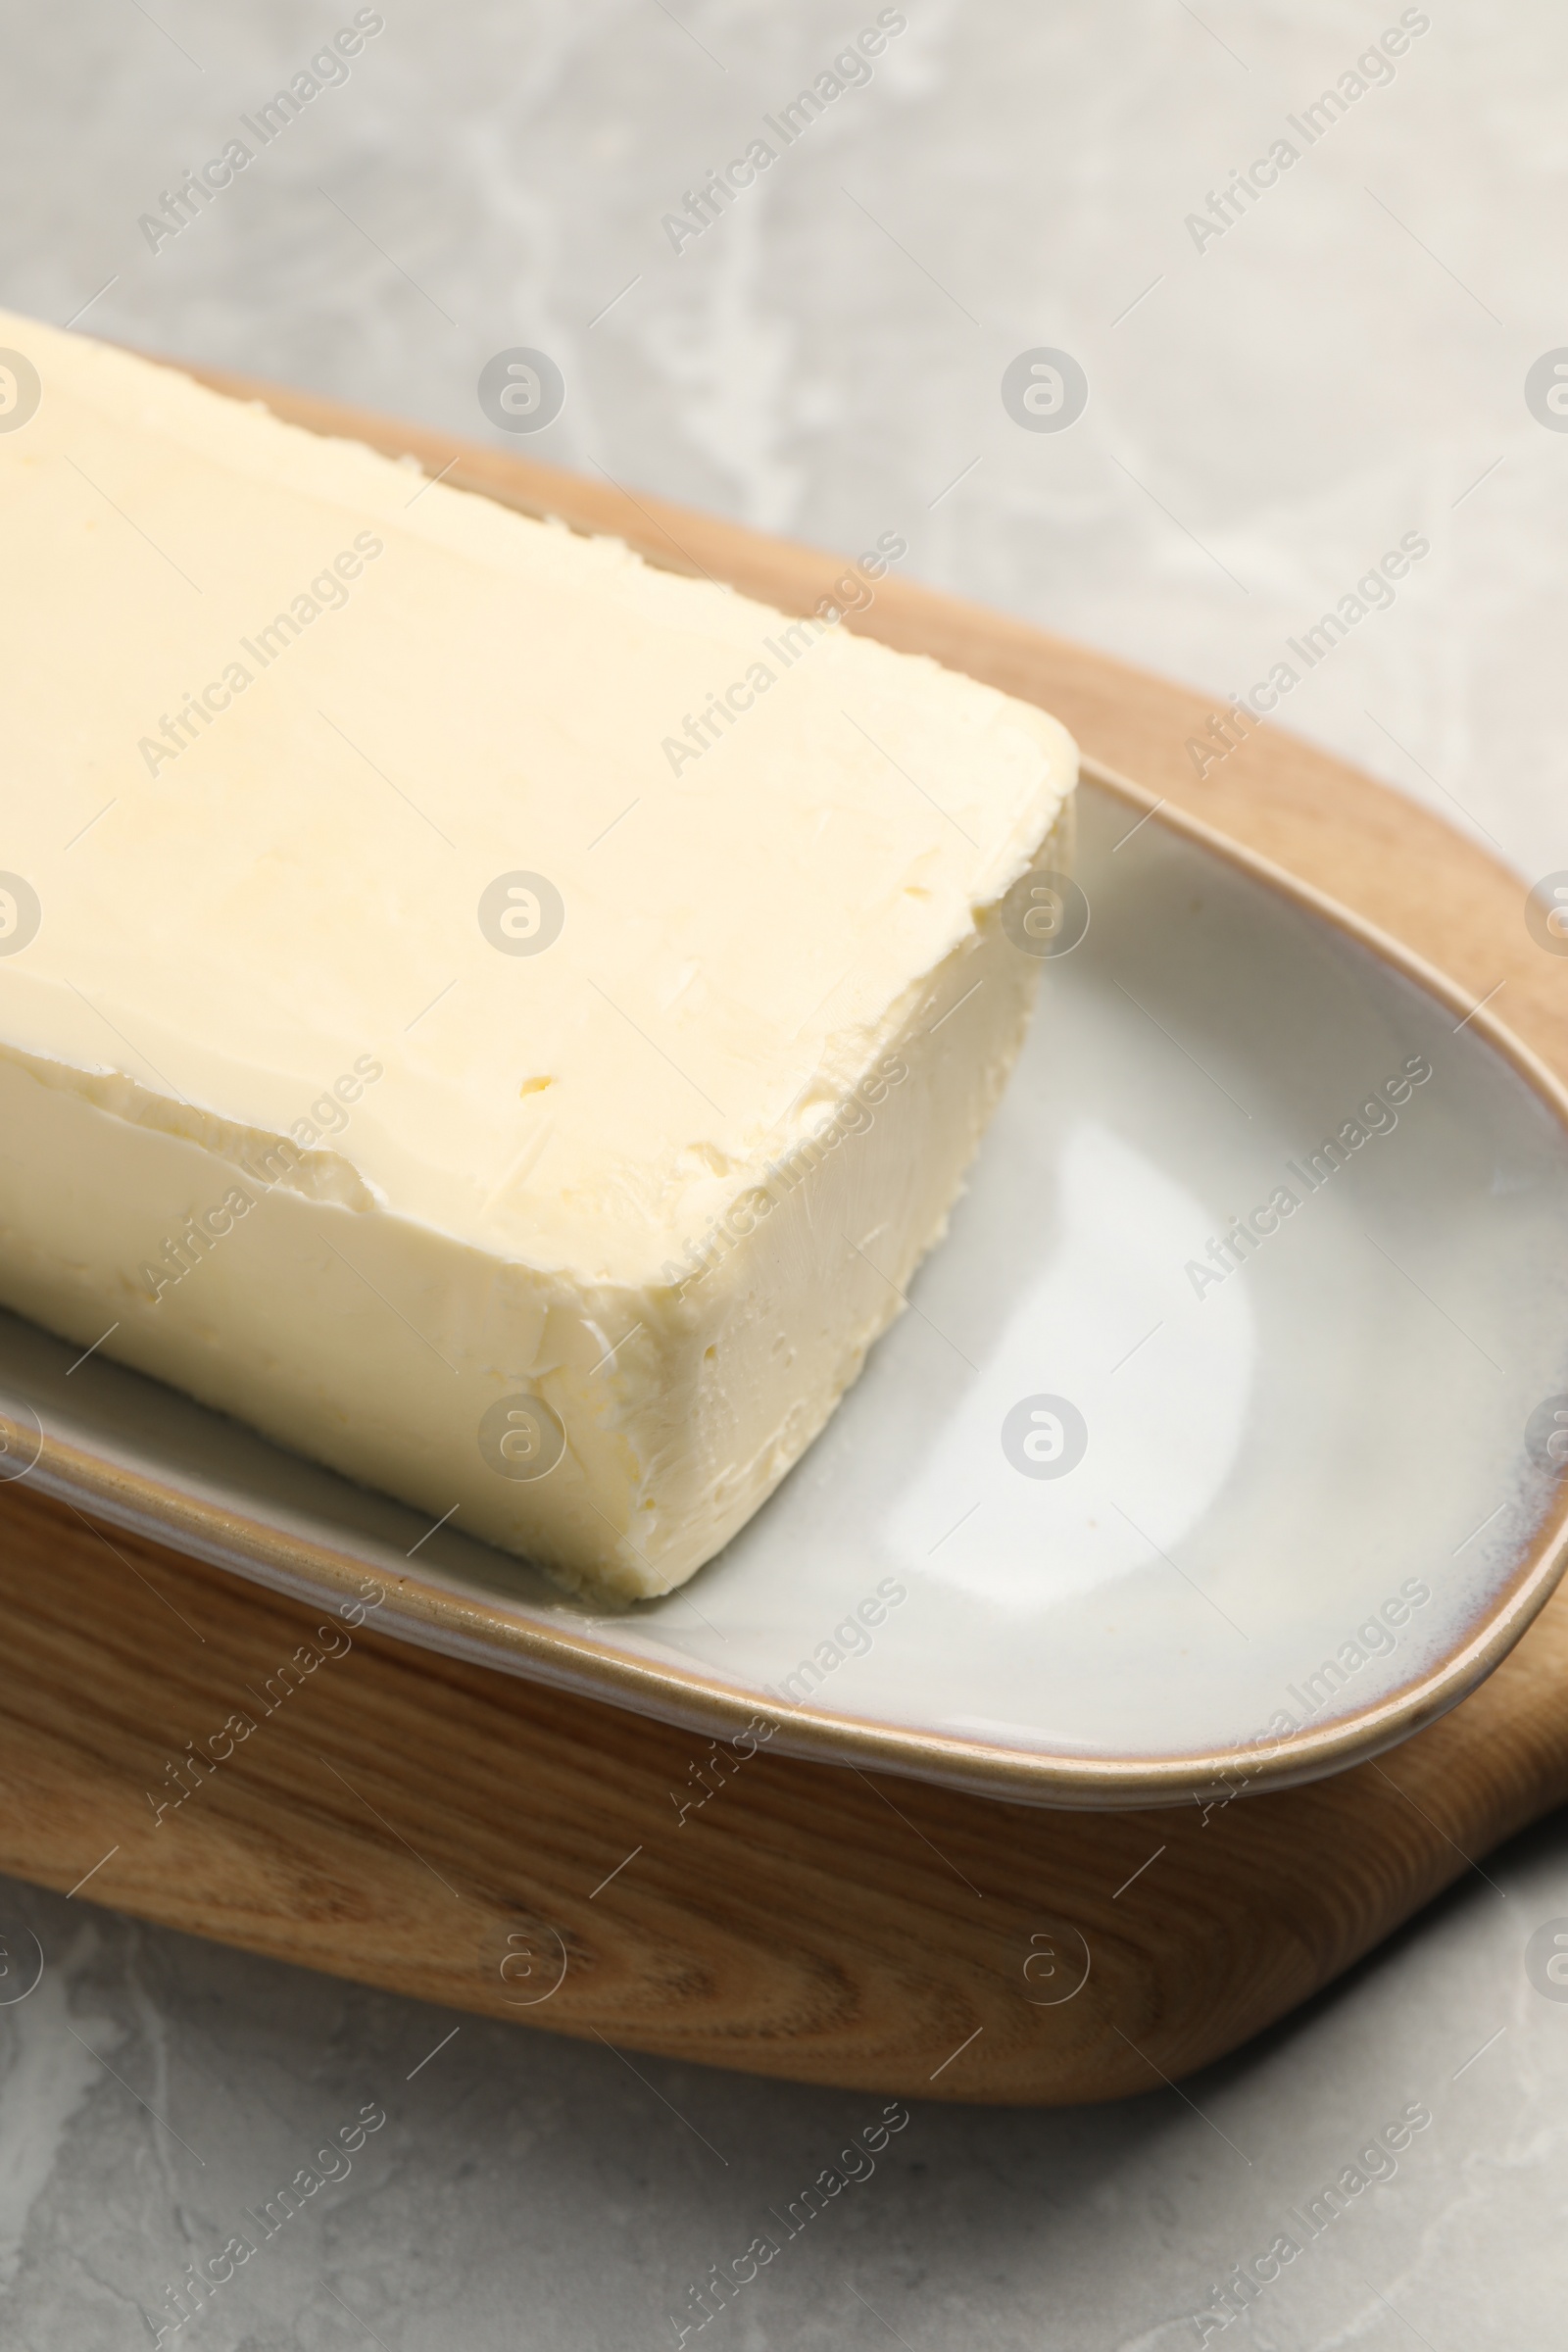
[3,374,1564,2104]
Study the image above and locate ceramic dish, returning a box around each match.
[5,760,1568,1807]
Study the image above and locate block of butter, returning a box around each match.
[0,312,1075,1601]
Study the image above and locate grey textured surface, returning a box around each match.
[2,2,1567,2344]
[3,1836,1568,2351]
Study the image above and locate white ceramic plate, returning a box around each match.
[5,764,1568,1806]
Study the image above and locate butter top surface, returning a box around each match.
[0,312,1074,1284]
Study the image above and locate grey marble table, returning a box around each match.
[2,1,1566,2343]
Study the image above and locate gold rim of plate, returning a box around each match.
[15,751,1568,1805]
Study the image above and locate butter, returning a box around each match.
[0,310,1076,1600]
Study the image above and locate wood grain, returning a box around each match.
[3,373,1565,2103]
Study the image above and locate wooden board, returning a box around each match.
[2,374,1565,2105]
